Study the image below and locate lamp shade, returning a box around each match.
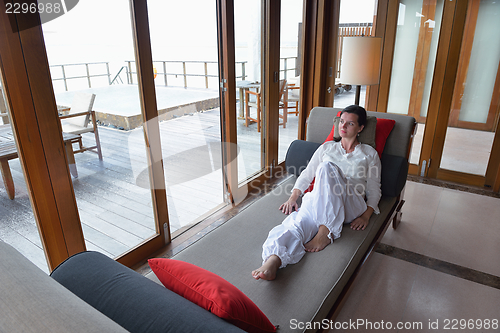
[339,37,382,85]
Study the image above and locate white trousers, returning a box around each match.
[262,162,367,268]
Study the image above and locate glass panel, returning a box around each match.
[42,2,157,258]
[456,1,500,124]
[0,81,49,273]
[235,0,264,182]
[386,0,444,165]
[146,0,225,233]
[439,0,499,175]
[334,0,377,109]
[278,0,303,163]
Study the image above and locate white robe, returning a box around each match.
[261,142,381,268]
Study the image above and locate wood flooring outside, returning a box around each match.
[0,107,299,273]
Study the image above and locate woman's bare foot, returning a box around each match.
[304,225,332,252]
[251,255,281,281]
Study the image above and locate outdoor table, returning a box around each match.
[0,124,80,199]
[236,81,260,119]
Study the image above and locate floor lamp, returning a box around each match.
[339,36,382,106]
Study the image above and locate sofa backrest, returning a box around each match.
[306,107,416,159]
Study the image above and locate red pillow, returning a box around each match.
[304,179,315,193]
[374,118,395,158]
[149,258,276,333]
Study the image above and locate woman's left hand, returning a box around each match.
[350,207,374,231]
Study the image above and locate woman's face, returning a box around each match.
[339,112,364,139]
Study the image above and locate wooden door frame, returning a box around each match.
[448,0,500,132]
[0,0,86,271]
[407,0,438,123]
[366,0,399,112]
[297,0,319,139]
[420,0,469,179]
[262,0,281,171]
[375,0,400,114]
[417,0,500,189]
[297,0,399,132]
[117,0,170,267]
[217,0,283,200]
[0,0,172,270]
[297,0,340,140]
[217,0,239,204]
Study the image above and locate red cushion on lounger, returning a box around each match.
[149,258,276,333]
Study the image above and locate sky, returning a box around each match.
[41,0,376,88]
[42,0,376,62]
[340,0,376,24]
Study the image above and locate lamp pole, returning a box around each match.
[354,85,361,106]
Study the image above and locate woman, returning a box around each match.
[251,105,381,281]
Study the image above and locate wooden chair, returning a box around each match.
[59,92,103,160]
[245,80,287,132]
[277,79,288,128]
[284,76,300,119]
[0,88,9,125]
[245,87,261,131]
[286,84,300,116]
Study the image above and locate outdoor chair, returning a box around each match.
[59,92,103,160]
[285,76,300,117]
[277,79,288,128]
[245,80,287,132]
[245,86,261,131]
[0,88,9,124]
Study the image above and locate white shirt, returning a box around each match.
[293,141,382,214]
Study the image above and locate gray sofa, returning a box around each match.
[2,107,415,333]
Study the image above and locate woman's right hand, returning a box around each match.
[279,189,301,214]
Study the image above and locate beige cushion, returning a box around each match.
[0,241,128,333]
[170,177,396,332]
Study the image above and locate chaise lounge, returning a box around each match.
[1,107,416,333]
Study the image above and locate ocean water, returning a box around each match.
[41,0,301,93]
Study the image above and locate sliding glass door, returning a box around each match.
[42,1,159,260]
[0,0,170,270]
[146,0,226,236]
[278,0,302,164]
[233,0,265,185]
[439,0,500,178]
[385,0,500,187]
[386,0,444,168]
[218,0,282,204]
[0,0,306,271]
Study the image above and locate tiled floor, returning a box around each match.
[330,181,500,332]
[409,124,495,176]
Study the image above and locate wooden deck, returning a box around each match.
[0,107,299,273]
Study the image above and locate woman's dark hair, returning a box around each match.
[340,104,367,127]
